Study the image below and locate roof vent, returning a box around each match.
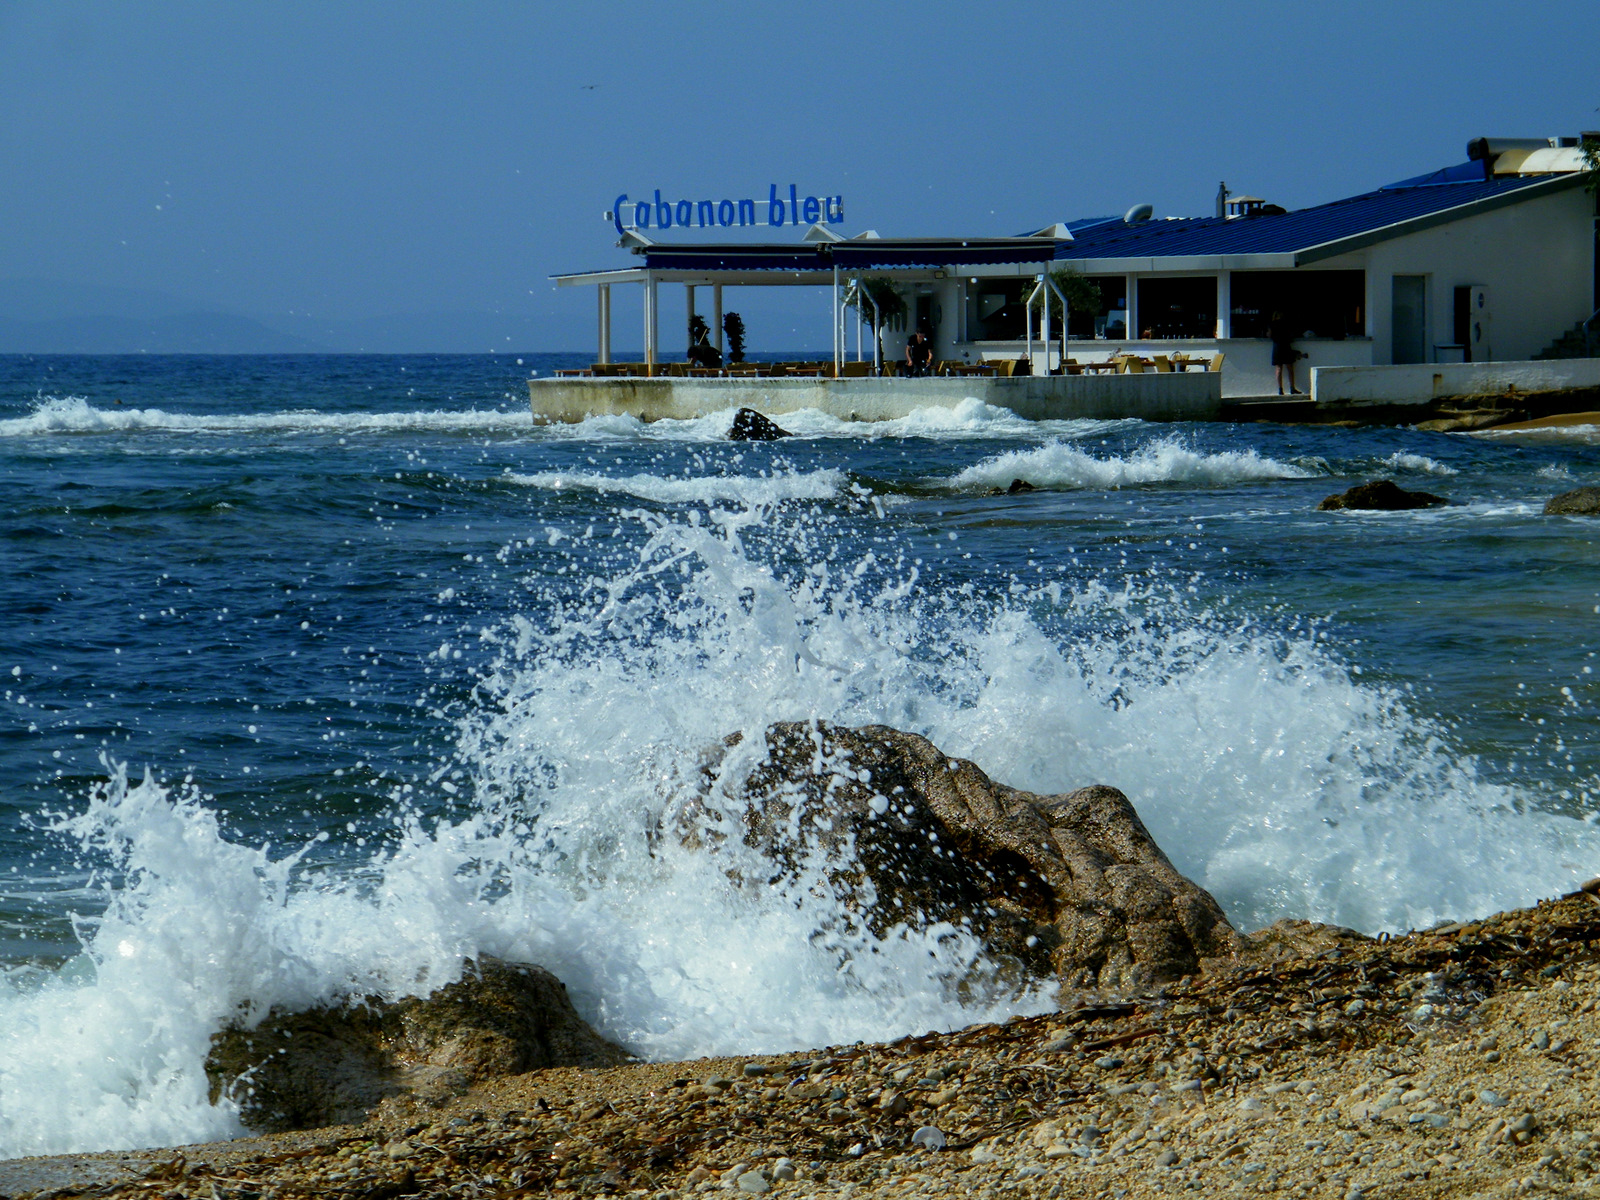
[1123,203,1153,225]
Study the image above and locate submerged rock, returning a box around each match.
[731,721,1244,990]
[728,408,791,441]
[1318,479,1447,511]
[1544,486,1600,515]
[206,957,629,1133]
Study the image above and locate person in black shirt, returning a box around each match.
[904,331,933,377]
[1269,311,1301,395]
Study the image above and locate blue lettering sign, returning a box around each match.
[607,186,848,233]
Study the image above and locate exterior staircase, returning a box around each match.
[1534,309,1600,359]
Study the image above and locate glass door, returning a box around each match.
[1391,275,1428,364]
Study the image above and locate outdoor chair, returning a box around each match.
[1208,352,1225,372]
[1152,355,1174,372]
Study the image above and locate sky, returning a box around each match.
[0,0,1595,353]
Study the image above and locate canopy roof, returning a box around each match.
[552,236,1064,286]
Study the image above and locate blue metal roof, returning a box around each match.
[1054,173,1570,263]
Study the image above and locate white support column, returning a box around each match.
[1025,285,1034,372]
[598,285,611,364]
[1041,277,1052,375]
[712,284,723,355]
[1216,272,1231,340]
[685,284,696,357]
[1125,273,1139,343]
[832,265,841,376]
[644,274,658,374]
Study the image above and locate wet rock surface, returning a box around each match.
[728,408,791,441]
[1545,486,1600,515]
[732,721,1245,989]
[1318,479,1448,511]
[38,894,1600,1200]
[205,956,629,1133]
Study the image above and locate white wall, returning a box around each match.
[1355,185,1594,364]
[1312,358,1600,407]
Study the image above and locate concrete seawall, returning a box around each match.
[529,373,1221,424]
[1312,359,1600,409]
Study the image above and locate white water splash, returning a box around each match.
[504,467,848,505]
[945,436,1316,491]
[5,491,1597,1158]
[1381,451,1458,476]
[0,395,534,438]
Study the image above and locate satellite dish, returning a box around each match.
[1123,203,1154,225]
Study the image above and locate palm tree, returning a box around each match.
[722,312,747,364]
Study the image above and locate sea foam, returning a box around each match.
[0,395,533,438]
[504,467,848,505]
[945,436,1316,490]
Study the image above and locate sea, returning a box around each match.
[2,352,1598,1157]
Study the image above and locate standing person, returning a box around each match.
[904,331,933,377]
[1269,310,1302,395]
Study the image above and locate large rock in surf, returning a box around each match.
[1318,479,1447,511]
[729,722,1245,990]
[206,957,629,1133]
[1544,486,1600,515]
[728,407,791,441]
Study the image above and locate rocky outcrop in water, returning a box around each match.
[730,721,1245,990]
[1544,486,1600,515]
[1317,479,1447,511]
[728,408,790,441]
[206,957,629,1133]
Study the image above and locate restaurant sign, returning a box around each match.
[610,186,844,235]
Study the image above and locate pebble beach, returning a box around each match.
[6,891,1599,1199]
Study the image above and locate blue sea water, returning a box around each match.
[2,352,1599,1155]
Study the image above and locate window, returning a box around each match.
[1066,276,1124,337]
[965,282,1029,341]
[1136,277,1216,339]
[1230,270,1365,339]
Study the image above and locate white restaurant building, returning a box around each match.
[555,138,1598,397]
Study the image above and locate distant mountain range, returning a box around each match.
[0,278,575,353]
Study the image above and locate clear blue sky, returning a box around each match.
[1,1,1594,352]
